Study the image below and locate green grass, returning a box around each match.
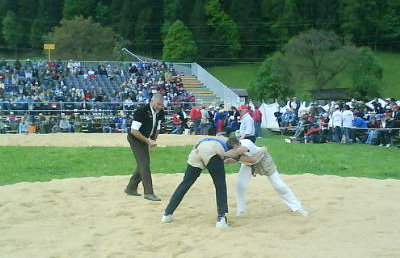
[375,51,400,98]
[206,51,400,99]
[206,63,261,89]
[1,134,398,186]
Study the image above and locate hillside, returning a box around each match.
[206,51,400,99]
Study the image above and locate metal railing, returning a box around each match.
[191,63,241,108]
[173,62,241,108]
[0,101,198,115]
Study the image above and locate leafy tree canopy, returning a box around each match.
[162,20,198,62]
[45,16,117,60]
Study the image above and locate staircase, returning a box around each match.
[181,75,221,106]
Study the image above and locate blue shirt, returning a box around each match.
[352,117,368,129]
[197,138,229,151]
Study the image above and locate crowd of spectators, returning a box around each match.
[0,59,198,134]
[0,59,195,112]
[280,97,400,147]
[169,103,263,138]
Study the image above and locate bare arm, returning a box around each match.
[224,158,238,164]
[239,147,267,164]
[217,146,248,158]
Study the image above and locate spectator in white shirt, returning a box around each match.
[331,105,343,143]
[342,105,354,143]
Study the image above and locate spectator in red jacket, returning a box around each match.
[190,104,202,134]
[252,104,263,138]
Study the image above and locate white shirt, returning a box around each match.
[200,109,209,123]
[240,139,264,164]
[331,110,343,127]
[239,112,255,137]
[342,110,354,128]
[240,139,261,157]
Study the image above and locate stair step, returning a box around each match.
[181,75,220,104]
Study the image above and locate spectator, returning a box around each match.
[200,105,210,135]
[252,104,262,138]
[18,118,28,134]
[280,108,296,129]
[0,119,6,133]
[305,124,322,143]
[189,103,202,135]
[214,106,226,136]
[225,106,240,137]
[59,117,73,132]
[331,105,342,143]
[287,97,301,118]
[293,114,313,141]
[171,106,183,134]
[208,105,216,135]
[27,122,37,134]
[342,105,354,144]
[351,113,369,143]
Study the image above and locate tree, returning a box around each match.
[0,0,18,45]
[161,0,183,38]
[30,0,64,48]
[380,0,400,50]
[63,0,97,19]
[349,47,382,99]
[264,0,302,49]
[162,20,198,62]
[250,53,293,101]
[132,0,163,56]
[2,11,24,49]
[113,34,132,61]
[17,0,38,44]
[339,0,383,49]
[45,16,116,60]
[204,0,241,59]
[229,0,264,59]
[117,0,138,41]
[282,29,358,92]
[133,8,153,55]
[95,2,111,25]
[189,0,209,58]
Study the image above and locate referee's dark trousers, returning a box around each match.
[127,134,154,194]
[165,155,228,216]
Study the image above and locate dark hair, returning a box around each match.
[227,137,240,149]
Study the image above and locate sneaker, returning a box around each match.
[143,194,161,201]
[161,214,173,223]
[295,208,309,216]
[216,216,229,228]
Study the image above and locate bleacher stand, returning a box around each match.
[0,59,198,134]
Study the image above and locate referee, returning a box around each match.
[125,93,165,201]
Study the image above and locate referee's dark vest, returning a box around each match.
[129,104,165,140]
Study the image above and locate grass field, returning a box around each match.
[206,51,400,99]
[1,134,398,186]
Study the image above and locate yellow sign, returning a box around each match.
[43,44,55,50]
